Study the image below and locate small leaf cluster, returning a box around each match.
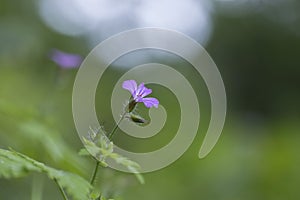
[81,127,144,184]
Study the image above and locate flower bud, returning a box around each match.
[127,113,148,125]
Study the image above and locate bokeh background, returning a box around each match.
[1,0,300,199]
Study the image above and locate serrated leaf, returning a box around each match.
[83,138,108,167]
[0,148,41,178]
[0,148,92,200]
[82,136,145,184]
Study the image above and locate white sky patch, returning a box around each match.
[38,0,213,43]
[135,0,212,44]
[38,0,132,36]
[73,0,132,22]
[38,0,214,67]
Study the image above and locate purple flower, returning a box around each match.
[122,80,159,108]
[50,49,83,69]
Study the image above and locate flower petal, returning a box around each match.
[141,97,159,108]
[50,49,82,69]
[135,82,152,98]
[140,87,152,98]
[122,80,137,95]
[134,82,145,97]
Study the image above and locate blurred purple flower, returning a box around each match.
[50,49,83,69]
[122,80,159,108]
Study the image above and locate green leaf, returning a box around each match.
[127,166,145,185]
[82,137,109,167]
[82,135,145,184]
[0,148,41,178]
[0,148,92,200]
[19,121,87,173]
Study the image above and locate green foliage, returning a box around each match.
[0,99,87,174]
[0,148,41,178]
[20,121,85,168]
[0,148,92,200]
[81,131,145,184]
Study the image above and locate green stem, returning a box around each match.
[90,160,100,185]
[54,178,68,200]
[108,99,132,140]
[90,111,127,186]
[108,112,126,140]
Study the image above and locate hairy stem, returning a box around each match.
[108,112,126,140]
[90,111,127,186]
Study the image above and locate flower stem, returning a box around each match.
[90,160,100,185]
[54,178,68,200]
[108,112,126,140]
[90,111,127,186]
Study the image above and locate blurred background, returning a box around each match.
[0,0,300,199]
